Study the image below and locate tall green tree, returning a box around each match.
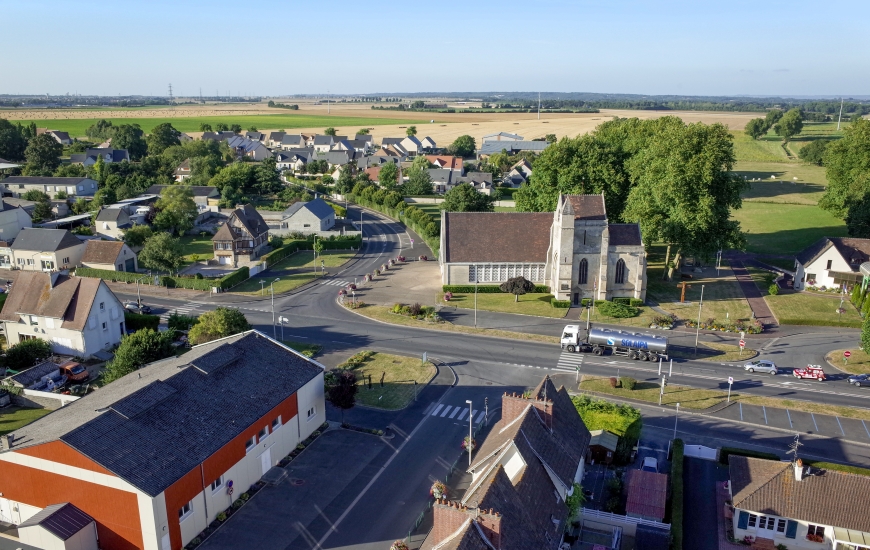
[138,233,183,273]
[773,108,803,142]
[112,124,147,160]
[230,124,242,133]
[764,109,784,130]
[0,118,27,161]
[199,123,213,132]
[153,185,197,235]
[406,125,417,136]
[122,224,153,247]
[324,127,337,136]
[402,164,433,196]
[0,339,52,372]
[188,307,251,345]
[378,161,399,189]
[92,187,117,209]
[447,135,476,157]
[215,123,229,132]
[798,139,830,166]
[326,370,358,423]
[441,183,496,212]
[209,162,251,208]
[846,193,870,238]
[744,118,766,140]
[819,118,870,218]
[357,128,370,135]
[146,123,181,155]
[336,165,355,194]
[101,329,175,384]
[23,133,62,175]
[252,157,282,194]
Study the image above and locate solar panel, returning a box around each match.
[190,345,241,375]
[109,380,177,419]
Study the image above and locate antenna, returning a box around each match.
[168,83,173,104]
[837,98,844,130]
[200,87,203,104]
[786,434,803,463]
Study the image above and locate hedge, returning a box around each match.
[670,439,685,550]
[778,318,862,328]
[75,268,152,284]
[718,447,780,465]
[442,285,550,294]
[551,299,571,308]
[124,312,160,331]
[76,265,251,291]
[348,194,440,257]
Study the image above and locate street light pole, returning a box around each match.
[135,272,151,308]
[694,284,705,357]
[474,274,478,328]
[465,399,473,468]
[270,278,279,339]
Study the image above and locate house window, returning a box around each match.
[100,302,105,311]
[776,519,787,533]
[20,334,39,341]
[178,502,192,521]
[578,258,588,285]
[762,516,775,530]
[62,257,69,264]
[41,260,54,270]
[245,436,256,452]
[747,514,758,528]
[307,406,316,420]
[272,416,281,430]
[210,475,224,492]
[102,322,107,331]
[805,273,816,283]
[615,259,626,284]
[258,426,269,440]
[807,525,825,541]
[826,260,832,270]
[78,185,83,191]
[303,224,311,228]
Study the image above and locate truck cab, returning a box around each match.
[561,325,590,353]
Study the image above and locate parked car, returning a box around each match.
[58,361,89,382]
[848,374,870,387]
[744,360,778,375]
[793,365,827,381]
[123,301,152,314]
[641,457,658,473]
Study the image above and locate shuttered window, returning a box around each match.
[785,520,797,539]
[737,511,749,530]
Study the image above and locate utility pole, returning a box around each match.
[270,278,279,339]
[694,285,705,357]
[465,400,473,468]
[474,274,479,328]
[168,84,173,104]
[538,92,541,120]
[837,98,844,131]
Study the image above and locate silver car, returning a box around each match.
[744,360,778,375]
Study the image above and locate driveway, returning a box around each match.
[198,429,389,550]
[683,457,730,550]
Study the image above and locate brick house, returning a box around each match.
[211,205,269,266]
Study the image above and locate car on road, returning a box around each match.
[848,374,870,387]
[123,301,152,314]
[744,360,778,375]
[641,457,658,473]
[793,365,826,381]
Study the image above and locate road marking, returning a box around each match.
[474,411,485,424]
[762,406,768,425]
[863,420,870,440]
[440,406,453,417]
[430,404,444,417]
[423,403,435,415]
[449,407,460,419]
[739,402,743,421]
[811,413,819,432]
[761,337,780,350]
[457,408,468,420]
[786,409,793,429]
[836,417,846,437]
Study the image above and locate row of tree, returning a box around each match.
[744,108,803,142]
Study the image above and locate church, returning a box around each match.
[439,193,647,304]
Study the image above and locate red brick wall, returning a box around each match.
[501,393,552,429]
[430,501,473,545]
[477,512,502,549]
[0,458,142,550]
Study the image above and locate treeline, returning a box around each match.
[267,100,298,110]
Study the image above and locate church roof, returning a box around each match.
[442,212,552,263]
[609,224,643,246]
[567,194,607,221]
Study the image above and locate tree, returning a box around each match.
[441,183,496,212]
[799,139,830,166]
[209,162,250,208]
[153,185,197,235]
[357,128,370,135]
[248,126,258,132]
[773,108,803,142]
[0,118,27,161]
[819,118,870,218]
[324,127,337,136]
[406,125,417,136]
[71,197,91,214]
[0,338,52,372]
[122,224,153,247]
[146,123,181,155]
[336,165,355,195]
[744,118,766,140]
[54,163,87,178]
[252,157,282,194]
[23,133,62,176]
[138,233,183,273]
[500,276,535,302]
[215,123,229,132]
[22,190,52,222]
[545,134,557,144]
[188,307,251,345]
[764,109,784,130]
[85,119,116,140]
[326,369,358,423]
[846,194,870,238]
[92,187,117,209]
[379,162,399,189]
[403,165,433,196]
[862,311,870,360]
[447,135,476,157]
[199,123,213,132]
[112,124,147,160]
[101,329,175,384]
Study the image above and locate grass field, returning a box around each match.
[669,342,757,362]
[439,292,567,318]
[11,114,420,138]
[415,204,443,222]
[282,341,323,358]
[231,251,354,294]
[177,234,215,264]
[731,202,846,254]
[0,407,51,436]
[731,131,790,162]
[766,292,861,327]
[735,161,828,205]
[825,349,870,374]
[346,352,436,410]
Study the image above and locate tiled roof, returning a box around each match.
[18,503,94,540]
[4,331,323,497]
[10,228,84,252]
[797,237,870,272]
[609,224,642,246]
[2,176,91,186]
[625,469,668,520]
[442,212,552,263]
[566,194,607,221]
[0,272,103,331]
[95,208,128,222]
[730,457,870,532]
[82,240,125,265]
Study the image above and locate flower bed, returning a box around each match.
[390,302,441,322]
[685,317,764,334]
[650,314,677,330]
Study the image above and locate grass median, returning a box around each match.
[340,351,436,410]
[439,292,567,318]
[670,342,757,362]
[282,341,323,358]
[0,407,51,436]
[825,349,870,375]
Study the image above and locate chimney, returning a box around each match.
[794,458,804,481]
[530,399,554,431]
[477,510,503,549]
[430,501,473,546]
[0,434,14,451]
[501,393,530,426]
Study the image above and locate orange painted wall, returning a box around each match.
[15,441,115,476]
[0,458,142,550]
[163,466,203,550]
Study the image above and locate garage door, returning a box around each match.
[219,256,231,265]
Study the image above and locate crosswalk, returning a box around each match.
[423,402,487,424]
[321,279,352,287]
[556,351,584,373]
[159,302,201,323]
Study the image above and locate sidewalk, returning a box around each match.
[729,260,778,328]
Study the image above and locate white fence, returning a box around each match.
[580,508,670,538]
[13,389,80,410]
[684,445,718,461]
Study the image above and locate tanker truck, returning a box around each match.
[560,325,669,361]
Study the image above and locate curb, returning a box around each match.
[344,357,444,413]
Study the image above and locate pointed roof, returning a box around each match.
[18,503,94,540]
[10,228,84,252]
[566,194,607,221]
[213,204,268,241]
[82,240,126,265]
[0,272,104,330]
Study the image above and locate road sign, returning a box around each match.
[728,376,734,384]
[844,350,852,358]
[739,339,746,349]
[727,377,734,402]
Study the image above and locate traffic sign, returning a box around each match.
[728,376,734,384]
[739,339,746,349]
[844,350,852,358]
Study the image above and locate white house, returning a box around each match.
[0,271,125,357]
[94,207,132,240]
[81,240,138,272]
[730,456,870,550]
[273,198,336,236]
[11,228,87,272]
[2,176,98,198]
[794,237,870,290]
[0,199,32,241]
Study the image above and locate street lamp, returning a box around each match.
[260,280,266,296]
[135,272,152,308]
[465,400,473,468]
[270,278,279,339]
[694,284,705,357]
[474,273,479,328]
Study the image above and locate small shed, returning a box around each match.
[625,469,668,522]
[18,502,98,550]
[588,429,619,465]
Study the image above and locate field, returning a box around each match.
[177,234,215,264]
[346,352,436,410]
[731,202,846,254]
[231,251,354,294]
[0,407,51,436]
[439,292,567,318]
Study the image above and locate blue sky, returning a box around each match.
[2,0,867,97]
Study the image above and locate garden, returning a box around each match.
[336,351,436,409]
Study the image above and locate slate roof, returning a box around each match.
[625,469,668,520]
[2,176,92,186]
[313,135,334,145]
[442,212,552,263]
[9,361,61,387]
[730,456,870,532]
[10,228,84,252]
[281,134,306,146]
[214,205,268,242]
[797,237,870,272]
[245,131,266,141]
[428,168,453,184]
[316,151,351,166]
[4,331,324,497]
[282,198,334,221]
[268,131,286,142]
[0,272,103,331]
[589,429,618,452]
[478,141,549,155]
[82,240,126,265]
[609,224,643,246]
[18,503,94,540]
[354,134,373,143]
[146,185,219,198]
[95,208,127,222]
[566,194,607,221]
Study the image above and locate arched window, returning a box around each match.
[615,259,626,284]
[578,259,588,285]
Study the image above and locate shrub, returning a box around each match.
[195,273,204,280]
[621,377,637,390]
[124,312,160,331]
[240,492,250,501]
[597,301,639,318]
[232,500,243,509]
[609,377,618,388]
[629,298,644,307]
[580,298,592,307]
[168,311,198,331]
[550,298,571,308]
[671,439,685,550]
[408,303,422,316]
[718,447,780,465]
[612,297,631,305]
[769,284,779,296]
[217,512,227,522]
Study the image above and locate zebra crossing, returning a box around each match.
[555,351,585,373]
[159,302,201,323]
[423,402,487,424]
[321,279,352,287]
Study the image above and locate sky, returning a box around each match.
[2,0,868,98]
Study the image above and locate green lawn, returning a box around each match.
[494,206,517,212]
[765,292,862,327]
[177,234,215,264]
[7,115,421,138]
[581,376,729,410]
[439,292,567,318]
[415,204,442,222]
[345,352,436,410]
[571,394,641,463]
[825,348,870,375]
[0,407,51,436]
[731,202,846,254]
[230,251,354,294]
[281,341,323,358]
[575,304,661,328]
[732,131,790,162]
[735,161,828,205]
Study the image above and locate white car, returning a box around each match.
[641,457,658,473]
[744,360,778,375]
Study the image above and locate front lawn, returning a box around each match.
[0,406,52,436]
[731,202,847,255]
[177,234,215,264]
[647,261,753,324]
[580,376,728,410]
[439,292,567,318]
[342,352,436,410]
[230,251,355,294]
[765,292,861,328]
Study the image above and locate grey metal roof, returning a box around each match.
[478,141,550,155]
[95,208,127,222]
[9,361,60,387]
[282,198,334,221]
[18,503,94,541]
[315,151,351,166]
[10,228,84,252]
[4,331,323,497]
[2,176,92,186]
[313,135,334,145]
[281,134,305,146]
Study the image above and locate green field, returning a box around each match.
[732,202,846,254]
[231,250,354,294]
[346,352,436,410]
[731,131,789,162]
[0,407,51,436]
[735,161,828,205]
[177,234,215,264]
[5,114,420,138]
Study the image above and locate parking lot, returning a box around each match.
[710,401,870,442]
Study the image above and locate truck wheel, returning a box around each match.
[628,351,638,360]
[567,345,576,353]
[593,347,604,356]
[642,353,651,361]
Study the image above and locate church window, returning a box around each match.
[578,259,588,285]
[615,259,626,284]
